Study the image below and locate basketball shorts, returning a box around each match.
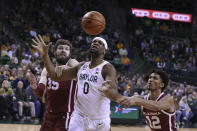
[68,111,111,131]
[40,112,70,131]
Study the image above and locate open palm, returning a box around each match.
[32,35,51,58]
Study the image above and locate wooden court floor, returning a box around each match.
[0,124,196,131]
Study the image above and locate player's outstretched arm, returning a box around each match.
[120,95,175,112]
[32,35,79,81]
[99,63,125,103]
[55,59,79,78]
[28,68,47,97]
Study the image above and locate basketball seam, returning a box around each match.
[83,25,103,29]
[82,18,106,25]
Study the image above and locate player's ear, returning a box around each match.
[104,50,106,55]
[160,82,164,88]
[54,50,57,57]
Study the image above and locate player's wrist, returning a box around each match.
[41,53,48,60]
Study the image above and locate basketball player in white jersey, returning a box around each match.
[32,35,125,131]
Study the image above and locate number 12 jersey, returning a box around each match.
[142,92,178,131]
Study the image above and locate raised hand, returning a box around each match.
[32,35,51,58]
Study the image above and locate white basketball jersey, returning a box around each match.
[75,60,110,119]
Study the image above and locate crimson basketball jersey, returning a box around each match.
[34,76,77,129]
[45,76,77,113]
[142,93,178,131]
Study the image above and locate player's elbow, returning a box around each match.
[154,106,162,111]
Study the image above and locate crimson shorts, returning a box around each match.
[40,112,70,131]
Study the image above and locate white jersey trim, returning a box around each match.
[65,112,70,129]
[156,92,164,101]
[161,110,175,115]
[169,114,172,131]
[68,80,73,112]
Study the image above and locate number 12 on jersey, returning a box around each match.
[83,82,89,94]
[146,116,161,129]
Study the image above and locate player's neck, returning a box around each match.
[89,57,104,68]
[150,89,162,101]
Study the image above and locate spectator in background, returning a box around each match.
[29,29,37,37]
[116,41,123,50]
[157,59,166,69]
[1,46,10,65]
[112,54,121,68]
[135,26,144,36]
[21,54,31,65]
[0,79,17,120]
[121,55,131,71]
[14,81,36,120]
[12,67,29,89]
[42,33,50,43]
[123,84,131,97]
[179,96,193,126]
[188,92,197,124]
[119,47,128,57]
[25,70,41,120]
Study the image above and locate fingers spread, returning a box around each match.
[35,35,41,44]
[32,39,39,45]
[32,44,39,50]
[38,35,45,44]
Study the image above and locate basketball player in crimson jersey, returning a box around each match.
[32,35,125,131]
[120,70,178,131]
[30,38,78,131]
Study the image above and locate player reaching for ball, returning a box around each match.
[32,34,125,131]
[103,69,178,131]
[30,37,78,131]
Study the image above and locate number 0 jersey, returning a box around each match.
[75,61,110,119]
[142,93,178,131]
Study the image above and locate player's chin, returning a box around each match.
[90,48,98,54]
[57,55,68,60]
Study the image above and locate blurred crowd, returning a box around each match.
[0,0,196,128]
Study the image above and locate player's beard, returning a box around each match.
[56,56,70,65]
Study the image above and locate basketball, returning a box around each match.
[81,11,106,35]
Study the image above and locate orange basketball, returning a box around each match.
[81,11,106,35]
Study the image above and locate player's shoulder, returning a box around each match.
[77,61,86,69]
[103,61,115,71]
[102,61,116,77]
[162,94,174,102]
[67,58,79,67]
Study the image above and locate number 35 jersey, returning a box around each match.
[142,93,178,131]
[76,61,110,119]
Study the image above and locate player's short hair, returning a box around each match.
[145,69,169,91]
[54,39,72,51]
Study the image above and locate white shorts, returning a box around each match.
[68,111,111,131]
